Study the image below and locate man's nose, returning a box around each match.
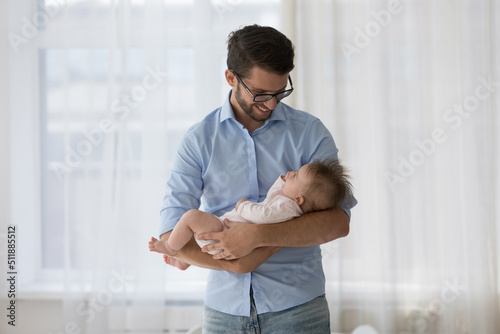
[263,96,278,110]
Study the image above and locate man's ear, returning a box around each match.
[225,69,237,88]
[294,195,305,206]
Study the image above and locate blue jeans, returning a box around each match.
[202,292,331,334]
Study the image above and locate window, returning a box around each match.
[15,0,282,290]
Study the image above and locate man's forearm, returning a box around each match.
[160,231,279,274]
[252,208,350,248]
[161,231,220,269]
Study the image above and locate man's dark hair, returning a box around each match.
[226,24,295,78]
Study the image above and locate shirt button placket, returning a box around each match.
[245,130,259,202]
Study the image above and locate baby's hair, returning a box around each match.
[303,158,353,212]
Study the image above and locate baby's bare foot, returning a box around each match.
[148,237,178,256]
[164,255,191,271]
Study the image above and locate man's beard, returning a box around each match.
[234,85,273,123]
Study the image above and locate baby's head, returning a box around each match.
[281,158,353,213]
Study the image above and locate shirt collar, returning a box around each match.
[220,90,236,123]
[220,90,287,125]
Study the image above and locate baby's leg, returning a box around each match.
[167,209,224,253]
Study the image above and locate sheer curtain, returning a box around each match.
[6,0,499,333]
[283,0,500,333]
[7,0,280,333]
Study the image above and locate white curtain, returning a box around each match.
[7,0,282,333]
[282,0,500,333]
[6,0,499,333]
[37,1,281,333]
[43,1,178,332]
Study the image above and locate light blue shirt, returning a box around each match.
[160,92,356,316]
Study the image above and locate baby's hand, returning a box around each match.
[236,198,249,210]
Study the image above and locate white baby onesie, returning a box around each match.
[195,176,303,254]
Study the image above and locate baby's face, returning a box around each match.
[281,164,312,200]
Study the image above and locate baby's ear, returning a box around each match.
[294,195,305,206]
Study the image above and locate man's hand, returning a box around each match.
[197,219,258,260]
[158,229,279,274]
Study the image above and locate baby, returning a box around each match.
[149,158,352,269]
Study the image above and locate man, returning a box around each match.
[159,24,356,334]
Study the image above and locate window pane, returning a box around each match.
[42,0,195,31]
[210,0,280,29]
[38,0,281,280]
[40,48,146,269]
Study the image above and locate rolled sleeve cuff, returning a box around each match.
[159,207,187,238]
[341,195,358,220]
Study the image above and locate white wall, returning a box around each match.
[4,298,203,334]
[0,0,11,226]
[0,2,12,333]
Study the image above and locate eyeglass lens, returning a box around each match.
[253,90,292,102]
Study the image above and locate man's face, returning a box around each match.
[233,83,271,123]
[229,67,289,129]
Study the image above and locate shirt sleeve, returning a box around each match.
[306,119,358,218]
[236,196,303,224]
[304,119,339,163]
[159,130,203,237]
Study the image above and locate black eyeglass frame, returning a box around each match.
[231,70,294,102]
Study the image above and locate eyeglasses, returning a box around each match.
[231,70,294,102]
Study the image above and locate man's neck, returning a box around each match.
[229,100,265,133]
